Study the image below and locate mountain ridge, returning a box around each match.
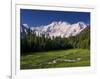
[21,21,88,38]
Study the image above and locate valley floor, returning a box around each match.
[20,49,90,69]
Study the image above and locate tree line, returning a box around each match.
[21,27,90,55]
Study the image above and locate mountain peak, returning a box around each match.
[77,21,87,29]
[21,21,88,38]
[22,24,29,29]
[49,21,70,26]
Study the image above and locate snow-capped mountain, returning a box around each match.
[21,21,87,38]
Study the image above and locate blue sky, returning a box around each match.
[20,9,90,27]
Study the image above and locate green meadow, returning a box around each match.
[21,49,90,69]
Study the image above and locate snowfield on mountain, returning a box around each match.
[21,21,87,38]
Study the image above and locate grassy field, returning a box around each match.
[21,49,90,69]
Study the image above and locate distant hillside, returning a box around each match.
[69,27,90,49]
[78,26,90,49]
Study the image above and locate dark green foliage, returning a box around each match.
[21,27,90,55]
[67,27,90,49]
